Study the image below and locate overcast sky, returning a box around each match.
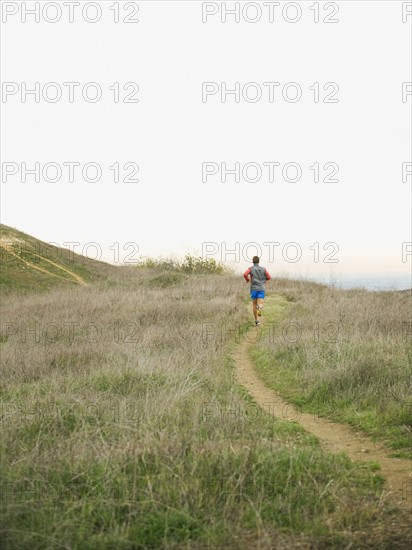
[1,1,411,282]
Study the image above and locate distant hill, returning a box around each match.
[0,224,114,294]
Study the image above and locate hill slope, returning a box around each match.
[0,224,114,294]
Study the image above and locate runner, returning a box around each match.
[243,256,271,326]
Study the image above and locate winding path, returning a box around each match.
[234,311,412,509]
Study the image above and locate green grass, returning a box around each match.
[0,404,387,549]
[147,272,188,288]
[0,224,114,294]
[252,291,412,459]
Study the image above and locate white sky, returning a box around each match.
[1,1,411,280]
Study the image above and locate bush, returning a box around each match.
[181,254,225,274]
[139,254,226,275]
[148,272,187,288]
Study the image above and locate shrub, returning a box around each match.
[138,254,226,275]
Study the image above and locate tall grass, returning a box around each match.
[0,270,408,548]
[252,278,412,458]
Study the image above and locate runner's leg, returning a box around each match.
[252,299,258,321]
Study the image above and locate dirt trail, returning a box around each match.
[234,318,412,509]
[25,251,88,285]
[0,243,87,285]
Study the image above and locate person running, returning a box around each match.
[243,256,271,326]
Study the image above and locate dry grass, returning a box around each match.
[0,270,410,549]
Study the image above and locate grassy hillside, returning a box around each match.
[0,224,115,294]
[1,253,411,548]
[1,227,411,548]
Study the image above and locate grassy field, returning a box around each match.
[0,230,411,548]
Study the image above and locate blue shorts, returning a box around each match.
[250,290,265,300]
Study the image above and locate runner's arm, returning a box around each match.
[265,269,271,281]
[243,267,252,282]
